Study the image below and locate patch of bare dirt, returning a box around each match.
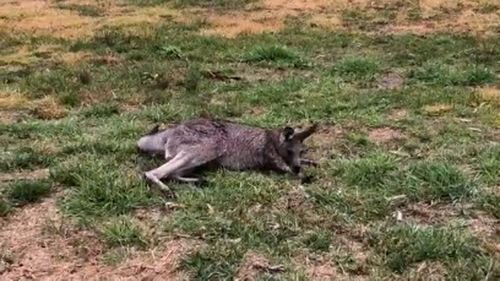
[236,251,284,281]
[0,196,199,281]
[199,0,335,37]
[305,262,338,281]
[0,197,103,281]
[463,211,500,238]
[405,202,459,225]
[403,261,447,281]
[97,239,199,281]
[308,124,344,159]
[404,202,500,238]
[368,127,404,144]
[377,72,404,90]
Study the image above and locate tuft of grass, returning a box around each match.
[405,162,477,201]
[182,248,238,280]
[22,69,77,99]
[184,63,202,95]
[158,45,183,59]
[0,147,53,172]
[476,192,500,219]
[101,218,148,248]
[59,92,80,107]
[478,145,500,185]
[332,57,380,81]
[0,200,13,217]
[374,224,482,273]
[102,247,129,266]
[243,45,308,68]
[7,180,52,206]
[339,153,398,188]
[81,102,120,118]
[61,159,158,218]
[409,62,495,86]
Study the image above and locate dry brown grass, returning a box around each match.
[475,86,500,105]
[1,0,497,42]
[31,96,67,120]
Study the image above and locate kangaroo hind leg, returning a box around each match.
[144,151,193,197]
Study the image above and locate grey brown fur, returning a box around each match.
[137,118,318,196]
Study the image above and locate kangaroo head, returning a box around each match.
[278,123,318,174]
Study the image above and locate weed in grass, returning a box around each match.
[7,180,52,206]
[101,218,148,248]
[373,224,481,273]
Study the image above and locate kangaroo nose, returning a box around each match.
[292,165,301,174]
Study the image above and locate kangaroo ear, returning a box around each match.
[295,123,318,141]
[281,126,295,142]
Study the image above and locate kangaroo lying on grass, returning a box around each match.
[137,118,318,197]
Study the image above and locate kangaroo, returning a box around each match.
[137,118,318,197]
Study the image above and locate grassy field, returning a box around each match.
[0,0,499,280]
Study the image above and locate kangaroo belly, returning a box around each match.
[217,153,263,171]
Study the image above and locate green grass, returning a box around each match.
[0,147,53,172]
[243,45,309,68]
[0,199,13,217]
[6,180,52,206]
[302,229,332,252]
[331,56,381,81]
[1,6,499,279]
[101,218,148,248]
[372,223,493,279]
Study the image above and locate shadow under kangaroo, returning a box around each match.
[137,118,318,198]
